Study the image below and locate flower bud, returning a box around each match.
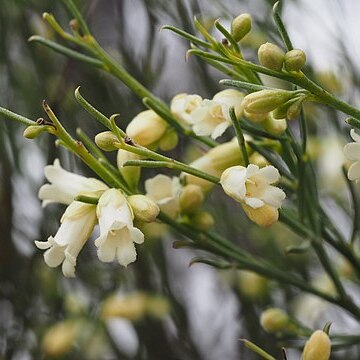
[258,42,285,71]
[238,270,268,299]
[242,204,279,227]
[127,195,160,223]
[263,115,287,135]
[260,308,290,333]
[42,321,80,357]
[126,110,168,147]
[117,150,141,189]
[159,129,179,151]
[101,293,148,321]
[249,152,269,168]
[179,184,204,214]
[231,13,252,42]
[184,138,246,191]
[95,131,118,151]
[23,125,50,139]
[284,49,306,72]
[242,89,294,114]
[244,109,268,123]
[192,211,214,231]
[286,97,305,120]
[302,330,331,360]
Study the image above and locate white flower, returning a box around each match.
[95,189,144,267]
[190,89,244,139]
[344,129,360,181]
[145,174,181,218]
[39,159,108,207]
[35,202,97,277]
[220,164,285,226]
[170,93,202,126]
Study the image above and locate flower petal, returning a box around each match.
[116,239,137,267]
[348,161,360,181]
[344,143,360,161]
[245,197,264,208]
[258,166,280,184]
[261,186,286,208]
[350,129,360,143]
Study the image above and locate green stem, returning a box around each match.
[229,108,249,166]
[0,107,35,126]
[122,156,219,184]
[342,166,360,244]
[28,36,104,68]
[272,1,293,51]
[312,242,347,300]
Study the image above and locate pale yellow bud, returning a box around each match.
[117,149,141,189]
[249,152,269,168]
[260,308,289,333]
[184,138,246,191]
[258,42,285,71]
[263,115,287,135]
[42,321,80,357]
[238,270,268,299]
[242,90,294,114]
[159,129,179,151]
[179,184,204,214]
[192,211,214,231]
[242,204,279,227]
[284,49,306,72]
[94,131,118,151]
[126,110,168,147]
[101,293,148,321]
[127,194,160,223]
[302,330,331,360]
[244,109,268,123]
[231,13,252,42]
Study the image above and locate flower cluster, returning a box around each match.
[35,160,159,277]
[170,89,244,139]
[220,164,286,227]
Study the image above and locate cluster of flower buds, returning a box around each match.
[258,42,306,73]
[242,88,309,124]
[171,89,244,139]
[144,173,213,231]
[35,160,160,277]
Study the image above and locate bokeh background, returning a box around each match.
[1,0,360,359]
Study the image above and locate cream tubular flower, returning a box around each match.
[220,164,286,226]
[95,189,144,267]
[145,174,181,218]
[35,202,97,278]
[344,129,360,181]
[170,93,202,127]
[38,159,108,207]
[191,89,244,139]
